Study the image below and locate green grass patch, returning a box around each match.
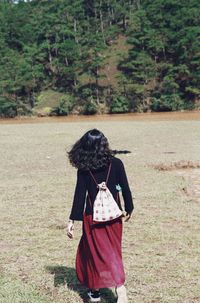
[34,90,73,116]
[0,275,56,303]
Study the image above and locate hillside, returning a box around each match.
[0,0,199,117]
[33,35,131,116]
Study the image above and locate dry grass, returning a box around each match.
[0,118,200,303]
[153,160,200,171]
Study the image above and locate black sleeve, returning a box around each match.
[69,170,87,221]
[118,160,134,214]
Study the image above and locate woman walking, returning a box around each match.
[67,129,134,303]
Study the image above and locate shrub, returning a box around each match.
[16,102,32,116]
[0,97,17,118]
[50,95,75,116]
[83,101,97,115]
[110,96,129,113]
[150,94,185,111]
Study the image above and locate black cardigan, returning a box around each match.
[69,156,134,221]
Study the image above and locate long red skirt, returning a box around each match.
[76,214,125,289]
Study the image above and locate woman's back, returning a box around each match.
[69,156,133,221]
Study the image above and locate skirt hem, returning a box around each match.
[77,277,125,290]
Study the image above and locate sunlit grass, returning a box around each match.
[0,275,56,303]
[0,119,200,302]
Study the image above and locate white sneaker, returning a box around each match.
[116,285,128,303]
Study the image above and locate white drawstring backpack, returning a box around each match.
[89,163,123,222]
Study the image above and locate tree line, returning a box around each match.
[0,0,199,117]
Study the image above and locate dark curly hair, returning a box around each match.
[68,129,114,171]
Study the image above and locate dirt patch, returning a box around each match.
[153,160,200,171]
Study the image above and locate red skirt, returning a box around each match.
[76,214,125,289]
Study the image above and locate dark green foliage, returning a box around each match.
[50,100,70,116]
[83,101,98,115]
[120,0,200,111]
[150,95,184,112]
[0,97,17,118]
[0,96,32,117]
[50,96,75,116]
[110,96,129,113]
[0,0,199,117]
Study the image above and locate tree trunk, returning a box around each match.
[29,91,35,108]
[74,18,79,43]
[122,15,127,30]
[162,46,166,60]
[74,78,77,87]
[65,57,69,66]
[95,66,100,104]
[108,3,112,26]
[94,7,98,33]
[99,1,106,44]
[47,43,55,73]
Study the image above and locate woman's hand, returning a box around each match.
[67,220,74,239]
[124,212,132,222]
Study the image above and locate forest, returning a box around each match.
[0,0,200,117]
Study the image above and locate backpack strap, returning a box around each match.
[89,162,112,186]
[89,170,98,186]
[87,194,93,208]
[105,163,111,184]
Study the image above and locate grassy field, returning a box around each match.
[0,116,200,303]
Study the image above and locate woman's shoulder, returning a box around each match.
[111,156,124,167]
[77,168,89,176]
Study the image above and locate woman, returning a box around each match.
[67,129,134,303]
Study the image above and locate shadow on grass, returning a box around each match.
[45,265,117,303]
